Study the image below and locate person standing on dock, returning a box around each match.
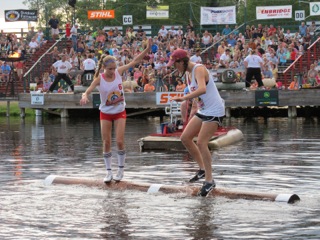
[168,49,225,197]
[48,54,74,93]
[244,49,264,89]
[80,38,152,183]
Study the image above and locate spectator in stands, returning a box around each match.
[278,49,287,66]
[201,30,212,49]
[270,62,278,81]
[168,26,177,38]
[28,38,39,54]
[308,21,317,40]
[158,25,168,38]
[48,15,59,40]
[227,34,237,47]
[136,26,144,40]
[217,41,226,58]
[222,24,232,36]
[48,46,60,63]
[144,78,156,92]
[289,47,297,63]
[262,65,273,79]
[299,22,308,37]
[219,48,231,68]
[14,60,24,81]
[0,61,11,82]
[175,78,186,92]
[288,76,299,90]
[81,53,96,77]
[267,25,275,37]
[307,64,318,87]
[190,48,202,64]
[35,76,43,91]
[177,26,183,37]
[42,72,52,92]
[70,24,79,51]
[114,32,123,46]
[126,27,136,43]
[26,26,36,42]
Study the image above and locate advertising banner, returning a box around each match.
[310,2,320,16]
[87,10,115,20]
[5,10,37,22]
[146,6,169,19]
[200,6,236,25]
[256,5,292,19]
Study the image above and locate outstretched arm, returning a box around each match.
[80,75,100,105]
[117,38,152,75]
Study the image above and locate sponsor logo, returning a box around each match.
[5,11,20,21]
[88,10,115,20]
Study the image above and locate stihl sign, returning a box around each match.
[156,92,184,105]
[88,10,115,19]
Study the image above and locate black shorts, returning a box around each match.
[195,113,224,126]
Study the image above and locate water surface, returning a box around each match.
[0,116,319,239]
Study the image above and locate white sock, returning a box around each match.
[117,150,126,168]
[103,152,112,171]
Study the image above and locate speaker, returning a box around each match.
[68,0,76,8]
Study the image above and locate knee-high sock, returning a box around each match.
[117,150,126,168]
[103,152,112,171]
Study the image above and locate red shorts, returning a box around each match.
[100,110,126,121]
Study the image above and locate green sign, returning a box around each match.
[92,93,101,108]
[255,90,279,106]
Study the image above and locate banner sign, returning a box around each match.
[256,5,292,19]
[5,10,37,22]
[200,6,236,25]
[146,6,169,19]
[88,10,115,20]
[255,90,279,106]
[310,2,320,16]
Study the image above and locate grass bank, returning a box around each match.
[0,101,34,117]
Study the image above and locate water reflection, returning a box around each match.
[0,116,319,239]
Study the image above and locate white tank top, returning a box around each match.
[98,69,126,114]
[187,64,225,117]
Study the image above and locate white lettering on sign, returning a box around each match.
[156,92,184,105]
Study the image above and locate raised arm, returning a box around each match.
[117,38,152,75]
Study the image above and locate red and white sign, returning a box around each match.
[88,10,115,20]
[256,5,292,20]
[156,92,184,105]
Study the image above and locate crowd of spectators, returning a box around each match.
[1,19,320,90]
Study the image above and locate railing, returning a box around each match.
[282,55,303,87]
[306,36,320,67]
[282,36,320,87]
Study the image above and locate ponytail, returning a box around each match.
[94,54,105,78]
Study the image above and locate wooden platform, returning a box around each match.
[17,89,320,118]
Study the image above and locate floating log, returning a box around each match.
[138,128,244,151]
[44,175,300,204]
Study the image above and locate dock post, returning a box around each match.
[20,108,25,118]
[60,109,69,118]
[288,106,297,118]
[225,107,231,118]
[6,100,10,117]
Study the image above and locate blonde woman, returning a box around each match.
[80,38,152,183]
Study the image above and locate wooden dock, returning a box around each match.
[17,88,320,118]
